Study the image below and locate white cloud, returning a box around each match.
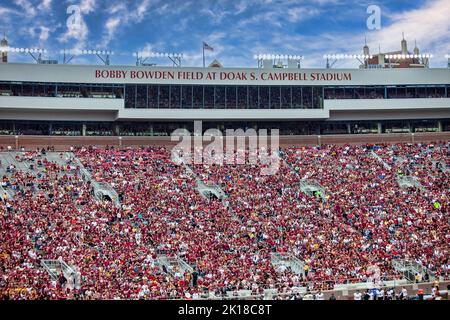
[39,26,50,42]
[100,0,153,46]
[14,0,36,17]
[241,0,450,68]
[38,0,52,11]
[58,15,90,49]
[287,7,321,23]
[79,0,97,14]
[136,0,152,20]
[367,0,450,55]
[57,0,98,48]
[0,6,18,16]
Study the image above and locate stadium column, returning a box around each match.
[346,123,351,134]
[437,121,443,132]
[377,122,383,134]
[82,124,87,136]
[114,124,120,136]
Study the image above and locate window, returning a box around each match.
[259,86,270,109]
[226,86,237,108]
[193,86,203,108]
[136,85,147,109]
[281,86,291,108]
[125,85,136,108]
[292,86,302,108]
[215,86,226,109]
[0,83,11,95]
[22,84,34,96]
[237,86,247,109]
[249,86,258,109]
[312,87,323,109]
[170,85,181,108]
[148,85,159,108]
[324,87,334,99]
[159,85,170,108]
[270,86,281,109]
[204,86,214,109]
[302,87,312,108]
[181,85,192,109]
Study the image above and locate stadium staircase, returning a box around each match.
[172,151,229,202]
[156,255,194,276]
[392,259,436,283]
[299,180,327,200]
[278,150,327,201]
[0,159,14,199]
[0,184,13,200]
[432,160,449,173]
[370,151,426,190]
[0,152,36,174]
[195,178,227,201]
[371,150,392,170]
[68,153,120,207]
[397,175,424,191]
[41,259,81,290]
[270,252,306,277]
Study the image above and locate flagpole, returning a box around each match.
[202,43,205,68]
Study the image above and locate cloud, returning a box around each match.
[38,0,53,11]
[354,0,450,67]
[287,7,321,23]
[57,0,99,48]
[0,6,19,16]
[39,26,51,42]
[79,0,97,14]
[135,0,152,20]
[2,0,449,68]
[100,0,153,46]
[14,0,36,17]
[236,0,450,68]
[367,0,450,52]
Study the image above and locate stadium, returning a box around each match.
[0,5,449,302]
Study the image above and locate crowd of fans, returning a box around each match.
[0,142,448,300]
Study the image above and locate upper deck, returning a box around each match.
[0,63,449,86]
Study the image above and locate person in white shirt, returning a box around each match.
[354,291,362,300]
[315,291,325,300]
[379,288,385,300]
[401,287,408,300]
[389,288,395,300]
[303,292,314,300]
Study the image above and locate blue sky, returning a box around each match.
[0,0,449,68]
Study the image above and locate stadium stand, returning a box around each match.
[0,141,448,300]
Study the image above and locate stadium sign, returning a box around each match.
[1,63,449,86]
[95,69,352,82]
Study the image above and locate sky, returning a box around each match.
[0,0,449,68]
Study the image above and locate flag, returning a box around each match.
[203,42,214,52]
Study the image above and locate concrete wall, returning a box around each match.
[1,95,449,121]
[1,132,448,151]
